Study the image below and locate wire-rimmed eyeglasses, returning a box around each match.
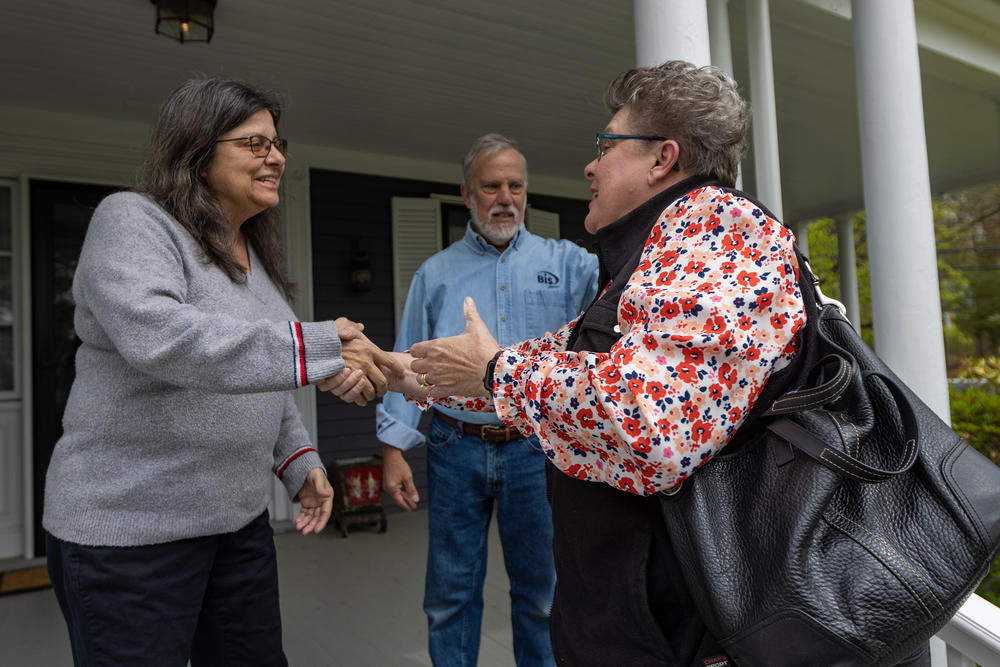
[595,132,665,161]
[215,135,288,158]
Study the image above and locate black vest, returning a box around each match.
[549,176,731,667]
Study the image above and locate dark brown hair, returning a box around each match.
[136,77,294,298]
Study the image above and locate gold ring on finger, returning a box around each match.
[419,372,431,387]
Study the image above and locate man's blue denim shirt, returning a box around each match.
[376,222,599,451]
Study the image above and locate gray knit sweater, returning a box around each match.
[43,192,344,547]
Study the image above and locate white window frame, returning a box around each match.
[0,179,20,401]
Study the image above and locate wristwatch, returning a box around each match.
[483,350,504,395]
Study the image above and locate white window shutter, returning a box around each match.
[391,197,442,331]
[527,207,560,239]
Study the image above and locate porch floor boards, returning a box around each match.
[0,510,516,666]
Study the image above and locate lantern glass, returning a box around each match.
[153,0,216,43]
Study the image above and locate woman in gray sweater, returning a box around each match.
[43,78,396,666]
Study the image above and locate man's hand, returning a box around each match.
[410,297,501,399]
[382,444,419,511]
[295,467,334,535]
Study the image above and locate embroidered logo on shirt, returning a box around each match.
[702,657,730,667]
[537,270,560,286]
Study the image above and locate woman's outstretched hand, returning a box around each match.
[410,297,501,399]
[295,467,334,535]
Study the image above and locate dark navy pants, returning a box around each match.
[46,510,287,667]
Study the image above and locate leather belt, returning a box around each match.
[434,411,521,443]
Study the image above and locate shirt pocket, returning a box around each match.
[524,289,571,336]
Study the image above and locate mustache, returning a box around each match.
[489,204,519,218]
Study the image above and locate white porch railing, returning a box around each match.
[934,594,1000,667]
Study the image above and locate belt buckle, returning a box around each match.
[479,424,508,441]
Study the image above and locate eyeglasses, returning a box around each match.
[595,132,665,161]
[215,135,288,158]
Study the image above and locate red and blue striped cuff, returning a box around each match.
[289,321,308,387]
[277,446,316,479]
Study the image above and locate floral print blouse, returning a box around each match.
[425,185,805,496]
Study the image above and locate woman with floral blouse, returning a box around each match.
[343,61,928,667]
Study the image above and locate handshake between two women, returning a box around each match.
[318,298,500,405]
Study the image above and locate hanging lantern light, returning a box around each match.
[152,0,217,44]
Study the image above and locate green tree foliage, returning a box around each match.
[936,186,1000,361]
[956,356,1000,387]
[804,183,1000,366]
[805,214,874,347]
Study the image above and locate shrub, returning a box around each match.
[956,356,1000,389]
[981,557,1000,608]
[950,386,1000,606]
[950,387,1000,465]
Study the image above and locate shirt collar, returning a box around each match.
[593,175,718,281]
[463,221,525,254]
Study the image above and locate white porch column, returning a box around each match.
[745,0,784,220]
[852,0,950,419]
[707,0,744,190]
[634,0,711,67]
[836,215,862,332]
[707,0,735,76]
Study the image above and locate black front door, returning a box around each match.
[30,179,120,552]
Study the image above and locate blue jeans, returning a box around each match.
[424,414,556,667]
[46,511,286,667]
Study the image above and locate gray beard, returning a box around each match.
[474,219,520,245]
[470,207,522,245]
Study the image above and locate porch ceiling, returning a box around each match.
[2,0,998,221]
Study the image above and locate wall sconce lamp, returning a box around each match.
[152,0,217,44]
[349,240,373,292]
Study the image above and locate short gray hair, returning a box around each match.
[461,133,528,189]
[604,61,749,187]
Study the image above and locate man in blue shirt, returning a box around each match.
[376,134,599,666]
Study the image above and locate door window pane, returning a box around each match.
[0,327,11,391]
[0,256,11,325]
[0,184,10,392]
[0,188,9,252]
